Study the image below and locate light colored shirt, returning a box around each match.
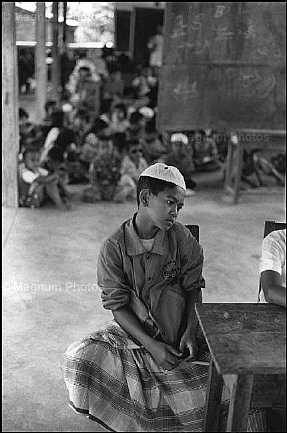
[140,238,155,252]
[40,127,60,163]
[21,167,49,184]
[148,34,163,67]
[259,229,286,287]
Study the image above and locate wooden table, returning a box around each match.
[224,129,286,204]
[195,303,286,432]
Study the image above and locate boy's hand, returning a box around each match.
[148,340,182,371]
[179,332,198,361]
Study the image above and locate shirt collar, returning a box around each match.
[125,213,169,256]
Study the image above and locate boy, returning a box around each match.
[81,135,122,202]
[18,146,70,210]
[62,162,266,431]
[163,133,197,194]
[113,139,148,203]
[63,163,210,432]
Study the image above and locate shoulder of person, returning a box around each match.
[99,219,131,255]
[265,229,286,244]
[171,222,196,241]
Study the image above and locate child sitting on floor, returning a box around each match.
[82,135,122,203]
[18,146,70,210]
[113,138,148,202]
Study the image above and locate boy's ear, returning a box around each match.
[139,189,150,207]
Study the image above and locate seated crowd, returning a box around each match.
[18,50,225,210]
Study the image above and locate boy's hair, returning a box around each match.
[129,111,144,125]
[51,110,64,128]
[127,138,140,151]
[54,128,76,151]
[44,100,57,113]
[19,108,29,119]
[47,146,65,163]
[137,176,177,207]
[113,132,127,152]
[92,117,109,134]
[113,103,127,118]
[22,146,40,162]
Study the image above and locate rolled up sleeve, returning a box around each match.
[179,235,205,291]
[259,235,284,275]
[97,239,131,310]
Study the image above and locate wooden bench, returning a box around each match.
[224,129,286,204]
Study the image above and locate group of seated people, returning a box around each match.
[18,56,224,211]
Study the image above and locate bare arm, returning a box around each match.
[37,173,59,184]
[261,270,286,308]
[179,288,202,359]
[113,306,182,370]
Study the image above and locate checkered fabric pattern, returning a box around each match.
[61,321,266,432]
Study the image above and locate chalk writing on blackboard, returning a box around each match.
[171,15,187,39]
[214,4,228,19]
[238,21,257,40]
[185,40,210,55]
[173,78,198,101]
[214,26,235,41]
[224,68,277,100]
[190,13,204,32]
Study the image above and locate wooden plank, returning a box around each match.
[2,2,19,208]
[251,374,286,408]
[226,374,254,432]
[203,360,223,432]
[35,2,47,121]
[196,303,286,334]
[195,304,286,375]
[51,2,59,100]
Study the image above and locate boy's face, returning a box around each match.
[85,133,98,148]
[114,108,125,120]
[129,144,142,163]
[194,132,202,143]
[171,140,185,154]
[98,139,112,156]
[145,186,185,231]
[25,151,40,171]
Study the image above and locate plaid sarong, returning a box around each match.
[61,321,266,432]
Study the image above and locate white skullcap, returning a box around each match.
[62,103,73,113]
[140,163,186,191]
[139,106,154,119]
[170,133,188,145]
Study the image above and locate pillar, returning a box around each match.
[2,2,19,207]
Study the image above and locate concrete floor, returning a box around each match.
[2,176,285,432]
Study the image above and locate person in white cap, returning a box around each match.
[163,133,197,195]
[61,163,266,432]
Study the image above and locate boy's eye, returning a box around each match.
[167,200,173,205]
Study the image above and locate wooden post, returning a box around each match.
[63,2,67,45]
[52,2,60,100]
[35,2,47,122]
[203,360,224,432]
[2,2,19,208]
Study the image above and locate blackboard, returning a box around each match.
[157,2,286,132]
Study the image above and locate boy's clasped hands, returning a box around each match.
[147,332,198,371]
